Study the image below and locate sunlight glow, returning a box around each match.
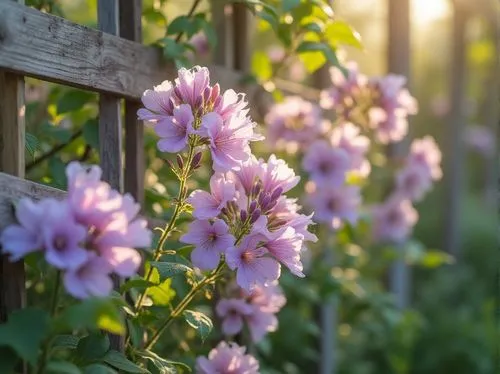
[412,0,450,24]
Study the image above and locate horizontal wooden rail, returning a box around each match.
[0,2,319,101]
[0,172,164,230]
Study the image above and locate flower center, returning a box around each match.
[207,232,217,242]
[319,160,333,174]
[327,198,339,212]
[53,235,67,251]
[240,250,254,263]
[387,210,401,224]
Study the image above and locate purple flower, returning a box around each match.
[226,235,281,290]
[63,255,113,299]
[331,122,371,176]
[201,112,258,171]
[189,32,210,58]
[368,107,409,144]
[372,195,418,243]
[265,96,325,151]
[246,306,278,342]
[226,155,263,195]
[408,136,442,180]
[464,125,496,157]
[195,341,259,374]
[213,89,249,121]
[303,140,350,186]
[41,199,88,270]
[246,282,286,313]
[181,219,235,270]
[395,163,433,202]
[216,298,253,335]
[258,154,300,194]
[174,66,211,109]
[137,80,174,124]
[154,104,194,152]
[308,185,361,228]
[264,227,304,277]
[188,173,236,219]
[0,198,46,261]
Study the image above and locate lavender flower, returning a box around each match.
[395,162,433,202]
[303,140,350,186]
[330,122,371,176]
[195,341,259,374]
[154,104,194,152]
[188,173,236,219]
[372,195,418,243]
[407,136,442,180]
[180,219,235,270]
[216,298,253,335]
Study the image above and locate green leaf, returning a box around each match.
[57,298,125,335]
[77,333,110,361]
[252,51,273,81]
[51,335,80,351]
[103,350,149,373]
[302,22,323,33]
[83,118,99,149]
[167,15,202,38]
[0,308,50,365]
[120,278,158,293]
[298,51,326,73]
[83,364,117,374]
[325,20,363,49]
[46,361,82,374]
[126,319,143,348]
[283,0,300,12]
[202,23,217,48]
[57,90,94,115]
[183,310,213,341]
[163,38,187,60]
[49,156,67,188]
[25,132,40,158]
[150,262,192,282]
[137,350,191,374]
[310,0,335,19]
[296,41,339,68]
[142,8,166,26]
[146,278,175,306]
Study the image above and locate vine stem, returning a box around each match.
[174,0,203,43]
[37,271,61,374]
[144,262,225,351]
[134,145,197,312]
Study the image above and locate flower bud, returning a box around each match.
[240,210,248,222]
[203,86,212,103]
[251,181,263,197]
[260,195,271,211]
[270,187,283,201]
[248,200,258,214]
[250,209,261,224]
[211,83,220,102]
[190,152,203,170]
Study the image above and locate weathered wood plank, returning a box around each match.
[232,3,252,72]
[120,0,144,206]
[0,2,319,100]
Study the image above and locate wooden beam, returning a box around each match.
[0,2,318,101]
[120,0,144,206]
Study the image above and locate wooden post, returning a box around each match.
[98,0,124,351]
[211,0,233,67]
[443,0,467,258]
[0,0,26,328]
[232,3,252,72]
[387,0,411,310]
[119,0,144,206]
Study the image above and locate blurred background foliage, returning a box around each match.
[21,0,497,373]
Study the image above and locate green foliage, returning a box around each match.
[145,267,176,306]
[102,351,149,373]
[76,333,110,361]
[0,308,50,365]
[150,261,193,282]
[183,310,213,342]
[137,349,191,374]
[57,90,95,115]
[46,361,82,374]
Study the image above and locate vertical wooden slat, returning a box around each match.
[232,3,252,72]
[98,0,124,351]
[211,0,233,66]
[120,0,144,206]
[443,0,467,258]
[387,0,411,310]
[0,0,26,331]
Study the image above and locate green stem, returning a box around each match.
[37,271,61,374]
[144,263,225,351]
[134,146,196,312]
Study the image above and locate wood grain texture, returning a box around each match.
[231,3,252,72]
[120,0,144,206]
[0,2,318,100]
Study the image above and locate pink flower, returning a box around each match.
[181,219,235,270]
[330,122,371,176]
[195,341,259,374]
[226,235,281,290]
[174,66,211,109]
[216,298,253,335]
[63,255,113,299]
[303,140,350,186]
[137,80,174,124]
[265,96,325,150]
[372,196,418,243]
[320,62,367,111]
[308,185,361,228]
[0,198,46,261]
[464,125,496,157]
[226,155,263,195]
[258,154,300,194]
[188,174,236,219]
[41,199,88,270]
[264,227,304,277]
[189,32,210,58]
[201,112,258,171]
[246,282,286,313]
[407,136,442,180]
[245,307,278,342]
[154,104,194,152]
[395,163,433,202]
[368,107,408,144]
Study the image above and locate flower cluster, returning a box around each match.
[0,162,151,299]
[319,63,417,144]
[264,96,327,152]
[138,66,262,171]
[196,341,259,374]
[216,282,286,342]
[181,154,317,290]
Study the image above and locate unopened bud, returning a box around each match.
[190,152,202,170]
[251,181,262,198]
[250,209,261,224]
[211,83,220,102]
[270,187,283,201]
[203,86,212,103]
[260,195,271,210]
[165,158,175,171]
[176,154,184,170]
[248,200,258,214]
[240,210,248,222]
